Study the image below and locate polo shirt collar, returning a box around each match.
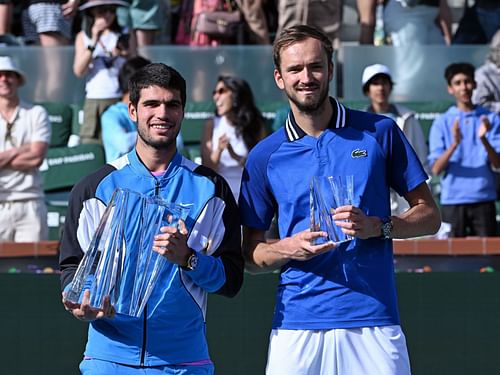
[284,97,347,142]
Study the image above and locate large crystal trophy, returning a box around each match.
[64,188,190,318]
[310,175,354,245]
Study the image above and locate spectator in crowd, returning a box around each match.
[383,0,452,46]
[100,55,149,162]
[275,0,342,49]
[0,56,51,242]
[362,63,429,214]
[357,0,376,44]
[474,0,500,43]
[239,25,440,374]
[473,30,500,114]
[201,75,266,201]
[73,0,135,145]
[117,0,164,46]
[236,0,270,44]
[60,63,244,374]
[453,0,499,44]
[21,0,81,46]
[0,0,12,36]
[101,55,185,162]
[428,62,500,237]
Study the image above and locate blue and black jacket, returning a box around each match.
[59,149,244,366]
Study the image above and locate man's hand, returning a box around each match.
[478,115,491,140]
[61,0,80,18]
[276,229,336,261]
[153,220,191,267]
[452,117,462,146]
[218,134,229,152]
[332,205,380,239]
[62,290,115,321]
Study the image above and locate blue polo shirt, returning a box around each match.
[428,105,500,205]
[239,98,427,330]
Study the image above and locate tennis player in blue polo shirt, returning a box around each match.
[239,25,441,375]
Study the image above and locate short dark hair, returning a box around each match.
[118,56,151,93]
[272,25,333,72]
[444,62,475,85]
[129,63,187,109]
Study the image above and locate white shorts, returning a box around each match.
[0,199,48,242]
[266,326,411,375]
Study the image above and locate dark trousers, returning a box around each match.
[441,201,497,237]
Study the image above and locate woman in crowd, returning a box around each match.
[73,0,136,145]
[201,75,267,200]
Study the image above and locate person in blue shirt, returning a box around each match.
[239,25,441,375]
[428,62,500,237]
[61,63,243,374]
[101,55,185,162]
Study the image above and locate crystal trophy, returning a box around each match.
[310,175,354,245]
[64,188,190,318]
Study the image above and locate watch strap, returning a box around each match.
[380,216,393,239]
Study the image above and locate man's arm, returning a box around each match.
[242,227,336,274]
[333,182,441,239]
[6,141,48,171]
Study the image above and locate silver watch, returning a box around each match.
[380,216,393,239]
[185,251,198,271]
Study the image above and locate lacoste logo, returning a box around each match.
[351,149,368,158]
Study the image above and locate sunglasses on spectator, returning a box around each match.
[5,121,15,146]
[213,87,229,95]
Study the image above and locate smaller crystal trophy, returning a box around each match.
[310,175,354,245]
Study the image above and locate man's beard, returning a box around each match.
[137,126,178,150]
[286,84,330,115]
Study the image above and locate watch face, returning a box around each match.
[188,253,198,270]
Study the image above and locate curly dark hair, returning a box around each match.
[215,75,265,150]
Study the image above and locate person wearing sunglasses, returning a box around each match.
[0,56,51,242]
[73,0,136,145]
[201,75,267,201]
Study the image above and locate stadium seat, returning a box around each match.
[38,101,73,147]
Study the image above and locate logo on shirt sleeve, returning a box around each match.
[351,149,368,158]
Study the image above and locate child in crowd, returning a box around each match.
[362,63,429,215]
[428,62,500,237]
[73,0,135,145]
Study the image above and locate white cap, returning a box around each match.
[0,56,26,85]
[362,64,392,87]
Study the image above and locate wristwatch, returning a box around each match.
[87,44,96,52]
[380,216,393,239]
[184,251,198,271]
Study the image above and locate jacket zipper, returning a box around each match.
[141,180,161,365]
[140,304,147,366]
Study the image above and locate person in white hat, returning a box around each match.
[0,56,51,242]
[362,63,429,215]
[73,0,136,145]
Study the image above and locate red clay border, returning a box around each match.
[1,238,500,258]
[0,241,59,258]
